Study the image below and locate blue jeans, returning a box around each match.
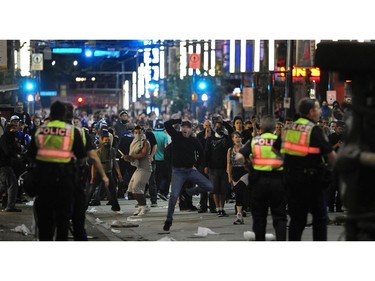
[166,167,213,222]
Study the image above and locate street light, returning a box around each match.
[197,80,207,91]
[85,49,93,57]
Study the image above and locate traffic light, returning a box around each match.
[77,96,84,105]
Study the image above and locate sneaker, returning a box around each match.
[157,193,168,201]
[163,220,172,231]
[151,203,158,207]
[133,207,142,216]
[4,208,22,212]
[137,205,150,216]
[233,214,244,225]
[217,210,223,217]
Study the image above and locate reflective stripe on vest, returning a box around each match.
[251,133,283,171]
[80,127,87,146]
[36,120,74,163]
[280,118,320,156]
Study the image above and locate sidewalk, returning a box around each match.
[0,195,347,241]
[85,196,346,241]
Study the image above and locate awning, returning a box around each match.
[0,84,19,92]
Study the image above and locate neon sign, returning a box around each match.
[277,67,320,77]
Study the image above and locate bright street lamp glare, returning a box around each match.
[85,50,93,57]
[148,83,156,91]
[73,60,78,66]
[26,83,33,90]
[198,81,206,90]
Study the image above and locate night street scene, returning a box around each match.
[1,1,374,281]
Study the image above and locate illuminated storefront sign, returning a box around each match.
[277,66,320,77]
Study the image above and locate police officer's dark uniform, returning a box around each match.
[28,101,86,241]
[273,98,335,241]
[239,116,287,241]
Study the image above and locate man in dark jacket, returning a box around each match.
[204,126,232,217]
[13,101,32,134]
[114,110,129,139]
[0,124,22,212]
[162,117,213,231]
[196,119,216,213]
[118,122,135,199]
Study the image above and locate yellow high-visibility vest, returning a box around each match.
[280,118,320,156]
[35,120,74,163]
[80,127,87,146]
[251,132,283,171]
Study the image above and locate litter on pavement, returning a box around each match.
[11,224,31,236]
[194,226,218,237]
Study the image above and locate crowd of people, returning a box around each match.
[0,97,347,241]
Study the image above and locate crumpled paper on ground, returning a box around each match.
[11,224,31,236]
[95,218,104,224]
[194,226,218,237]
[158,236,177,241]
[111,228,121,234]
[111,220,139,228]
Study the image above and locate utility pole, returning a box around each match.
[285,40,295,118]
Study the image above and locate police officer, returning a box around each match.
[273,98,336,241]
[237,116,287,241]
[27,100,87,241]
